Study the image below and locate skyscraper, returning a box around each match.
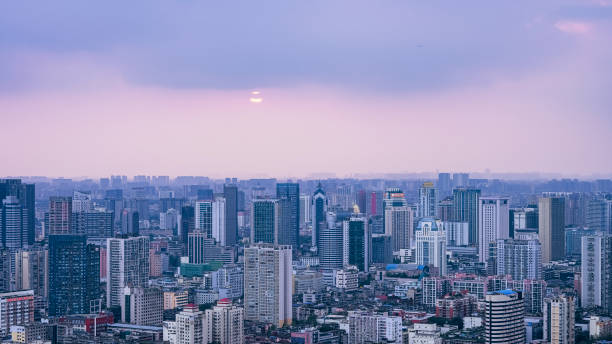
[72,191,93,213]
[174,304,206,344]
[195,201,213,238]
[418,182,437,218]
[319,212,343,271]
[453,188,480,245]
[299,194,311,227]
[478,196,510,264]
[0,180,35,246]
[496,239,542,280]
[452,173,469,188]
[383,188,412,251]
[180,206,195,254]
[437,173,452,198]
[311,184,327,251]
[212,196,226,246]
[539,196,565,263]
[415,218,447,275]
[244,244,292,327]
[48,197,72,235]
[484,290,525,344]
[223,184,238,246]
[1,196,27,249]
[276,183,299,249]
[251,199,279,244]
[120,209,139,236]
[120,286,163,326]
[543,295,575,344]
[48,234,99,316]
[13,247,48,317]
[106,236,150,308]
[188,231,215,264]
[343,214,370,272]
[581,233,612,313]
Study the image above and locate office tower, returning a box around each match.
[121,286,163,326]
[72,191,93,213]
[251,199,279,244]
[188,231,215,264]
[0,290,34,337]
[418,182,437,218]
[371,235,393,264]
[244,244,292,327]
[343,215,370,272]
[0,249,9,292]
[496,239,542,280]
[106,236,150,308]
[120,208,139,236]
[299,194,311,227]
[452,173,469,188]
[48,234,99,316]
[72,210,114,238]
[311,184,327,250]
[0,180,35,246]
[581,234,612,312]
[48,197,72,234]
[543,295,574,344]
[195,201,213,238]
[415,218,447,275]
[440,221,469,246]
[453,188,480,245]
[175,304,206,344]
[335,184,353,210]
[180,206,195,253]
[539,197,565,263]
[478,197,510,264]
[223,184,238,246]
[437,197,454,221]
[356,190,367,215]
[212,265,244,299]
[212,197,226,245]
[160,208,178,232]
[319,212,344,271]
[1,196,27,249]
[438,173,452,198]
[276,183,299,249]
[13,248,48,316]
[348,311,403,344]
[384,205,413,252]
[204,298,244,344]
[587,198,611,232]
[484,290,525,344]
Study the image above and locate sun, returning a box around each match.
[249,90,263,103]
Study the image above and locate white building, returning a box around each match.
[484,290,525,344]
[204,298,244,344]
[478,196,509,264]
[348,311,403,344]
[408,323,442,344]
[496,239,542,280]
[335,267,358,291]
[581,234,612,310]
[72,191,93,213]
[212,197,226,246]
[440,221,469,247]
[174,304,207,344]
[106,236,150,307]
[195,201,213,237]
[384,205,413,252]
[418,182,437,219]
[121,286,163,326]
[244,244,292,327]
[415,218,447,275]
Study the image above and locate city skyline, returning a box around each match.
[1,1,612,177]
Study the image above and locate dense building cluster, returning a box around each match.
[0,174,611,343]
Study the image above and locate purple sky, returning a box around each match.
[1,1,611,178]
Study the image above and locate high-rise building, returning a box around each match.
[478,197,510,264]
[543,295,575,344]
[72,191,93,213]
[440,221,469,247]
[437,197,454,222]
[369,191,383,217]
[348,311,403,344]
[438,173,452,198]
[72,210,114,238]
[539,197,565,263]
[212,197,226,246]
[319,212,343,271]
[120,209,139,236]
[251,199,279,244]
[48,234,99,316]
[453,188,480,245]
[204,298,244,344]
[0,290,34,337]
[180,206,195,254]
[276,183,299,249]
[13,247,48,316]
[223,184,238,246]
[195,201,213,238]
[371,235,393,265]
[0,180,35,246]
[121,286,163,326]
[1,196,27,249]
[188,231,215,264]
[106,236,150,308]
[418,182,437,218]
[383,188,412,251]
[496,239,542,280]
[299,194,311,228]
[581,234,612,313]
[343,215,370,272]
[484,290,525,344]
[415,218,447,275]
[174,304,206,344]
[452,173,469,188]
[48,197,72,235]
[311,184,327,250]
[244,244,292,327]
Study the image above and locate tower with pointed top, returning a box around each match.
[311,183,328,252]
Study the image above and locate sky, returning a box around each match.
[1,1,611,179]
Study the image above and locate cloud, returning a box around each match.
[554,20,593,34]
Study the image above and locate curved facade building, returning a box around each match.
[484,290,525,344]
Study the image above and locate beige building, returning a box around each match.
[538,197,565,263]
[543,295,574,344]
[204,298,244,344]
